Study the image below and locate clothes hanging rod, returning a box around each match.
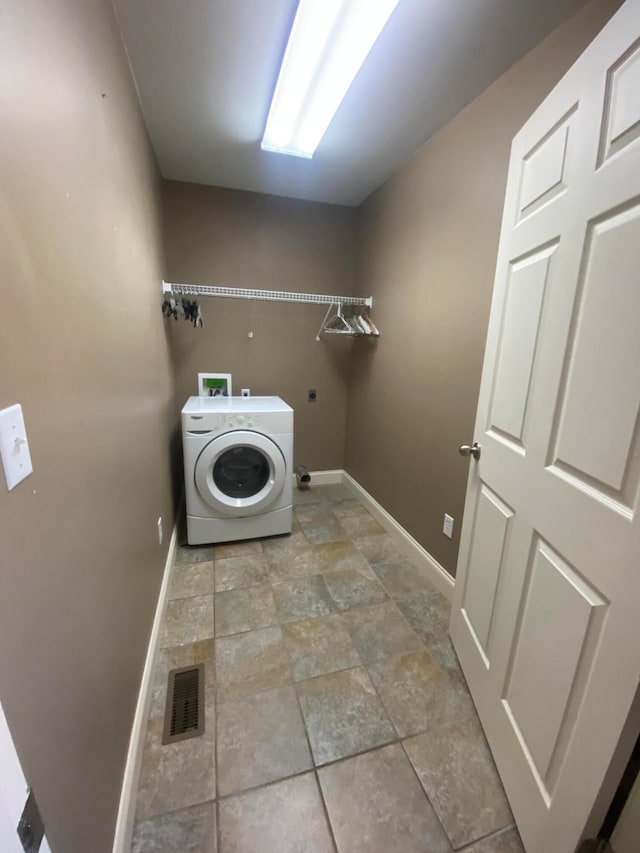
[162,281,373,308]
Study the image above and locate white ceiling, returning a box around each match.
[114,0,587,206]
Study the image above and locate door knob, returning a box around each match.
[459,442,481,460]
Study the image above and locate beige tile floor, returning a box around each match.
[131,484,524,853]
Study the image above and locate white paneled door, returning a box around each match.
[450,2,640,851]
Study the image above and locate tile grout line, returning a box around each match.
[213,548,348,638]
[398,727,516,852]
[454,822,520,851]
[299,493,441,616]
[167,590,214,604]
[212,574,221,850]
[135,798,216,822]
[214,765,324,802]
[346,506,471,853]
[166,560,215,604]
[214,652,461,746]
[212,538,248,851]
[279,620,341,853]
[212,491,389,834]
[288,637,398,778]
[215,799,221,853]
[157,592,216,651]
[212,567,340,849]
[312,767,340,853]
[210,738,470,838]
[345,632,464,852]
[212,599,221,853]
[398,736,457,851]
[213,556,431,643]
[211,491,421,601]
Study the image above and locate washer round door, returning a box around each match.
[194,430,286,517]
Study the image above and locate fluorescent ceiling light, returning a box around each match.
[262,0,400,158]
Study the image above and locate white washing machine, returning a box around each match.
[182,396,293,545]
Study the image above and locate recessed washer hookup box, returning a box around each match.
[198,373,232,397]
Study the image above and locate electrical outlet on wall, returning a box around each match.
[241,388,251,397]
[308,389,317,402]
[157,516,163,545]
[443,513,454,539]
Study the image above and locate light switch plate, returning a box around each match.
[0,404,33,491]
[443,513,454,539]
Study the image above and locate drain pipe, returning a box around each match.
[295,465,311,488]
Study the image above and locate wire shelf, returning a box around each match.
[162,281,372,308]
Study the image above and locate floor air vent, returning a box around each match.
[163,663,205,744]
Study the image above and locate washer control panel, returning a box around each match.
[222,414,260,429]
[186,413,263,432]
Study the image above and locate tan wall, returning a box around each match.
[163,181,357,471]
[346,0,622,578]
[0,2,175,851]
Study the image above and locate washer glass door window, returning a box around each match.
[195,430,286,517]
[213,446,270,499]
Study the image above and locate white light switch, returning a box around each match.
[0,404,33,491]
[443,513,454,539]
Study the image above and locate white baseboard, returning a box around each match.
[112,515,179,853]
[291,468,344,487]
[341,471,455,602]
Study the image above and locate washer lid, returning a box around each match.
[194,430,286,517]
[182,395,293,415]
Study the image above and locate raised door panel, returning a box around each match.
[488,243,556,447]
[516,107,576,222]
[461,485,513,665]
[549,202,640,514]
[503,539,608,796]
[599,38,640,165]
